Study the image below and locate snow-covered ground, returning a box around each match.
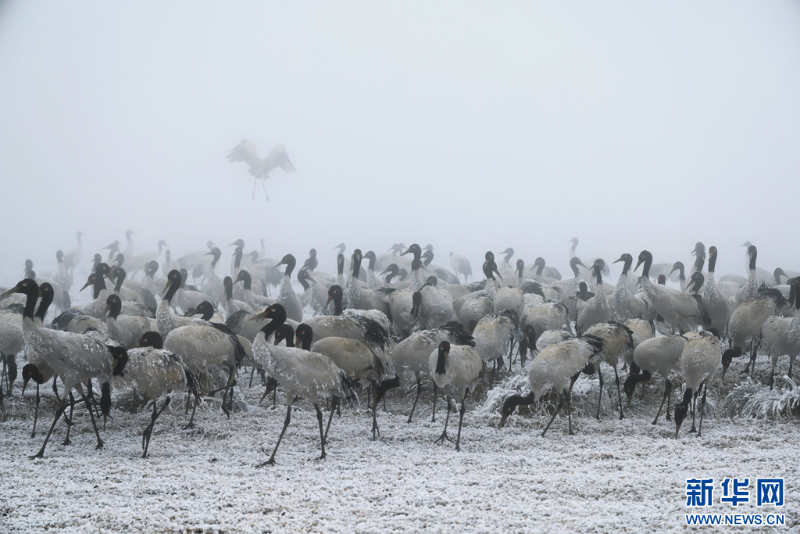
[2,359,798,533]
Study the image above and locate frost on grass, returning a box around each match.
[720,376,800,419]
[477,372,612,418]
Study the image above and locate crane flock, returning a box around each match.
[1,235,798,463]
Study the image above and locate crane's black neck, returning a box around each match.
[351,254,362,279]
[422,249,434,267]
[224,278,233,301]
[708,249,717,274]
[693,253,705,274]
[282,255,296,277]
[165,273,181,303]
[108,295,122,320]
[570,257,582,278]
[536,258,546,276]
[113,268,126,294]
[234,248,243,268]
[435,347,447,375]
[261,306,287,340]
[18,282,38,320]
[297,269,311,291]
[337,254,345,276]
[239,270,252,290]
[35,285,53,321]
[619,256,632,276]
[330,286,344,315]
[209,249,221,268]
[748,246,757,272]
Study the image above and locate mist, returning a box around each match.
[1,1,799,284]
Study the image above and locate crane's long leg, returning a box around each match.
[689,389,698,433]
[323,397,338,445]
[252,178,257,200]
[314,404,326,461]
[407,375,422,424]
[435,396,454,444]
[455,390,469,451]
[185,385,201,429]
[595,369,604,420]
[31,382,41,438]
[371,383,380,441]
[259,403,292,467]
[652,379,671,425]
[613,367,624,420]
[431,383,438,423]
[62,392,75,446]
[542,394,565,438]
[565,391,573,436]
[30,395,68,459]
[79,388,104,450]
[143,397,171,459]
[697,382,708,438]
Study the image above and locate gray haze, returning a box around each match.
[2,1,799,284]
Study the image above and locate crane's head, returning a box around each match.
[139,331,164,349]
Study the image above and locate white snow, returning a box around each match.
[2,359,798,533]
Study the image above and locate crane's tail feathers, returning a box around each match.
[439,323,475,347]
[210,322,248,366]
[521,281,545,298]
[354,316,391,352]
[338,371,360,407]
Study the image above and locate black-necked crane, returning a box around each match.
[62,231,85,273]
[576,260,612,335]
[473,309,519,381]
[623,334,687,424]
[499,335,604,436]
[582,322,634,420]
[760,278,800,389]
[346,249,391,316]
[201,247,225,307]
[702,246,732,336]
[251,304,358,465]
[449,252,472,283]
[722,286,788,378]
[233,270,275,311]
[3,279,111,458]
[301,323,398,441]
[634,250,711,333]
[612,254,648,321]
[110,331,198,457]
[104,294,150,349]
[429,340,482,451]
[675,331,721,438]
[158,271,215,338]
[223,276,255,317]
[418,276,455,330]
[227,140,296,200]
[392,323,475,423]
[735,245,760,305]
[274,254,303,322]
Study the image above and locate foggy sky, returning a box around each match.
[1,1,799,284]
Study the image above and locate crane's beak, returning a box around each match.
[102,303,110,317]
[248,308,269,321]
[634,259,643,272]
[0,285,20,298]
[324,295,333,310]
[613,257,625,264]
[80,279,93,292]
[498,414,508,429]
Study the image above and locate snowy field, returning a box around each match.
[1,355,798,534]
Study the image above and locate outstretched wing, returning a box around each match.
[227,140,265,177]
[264,144,296,175]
